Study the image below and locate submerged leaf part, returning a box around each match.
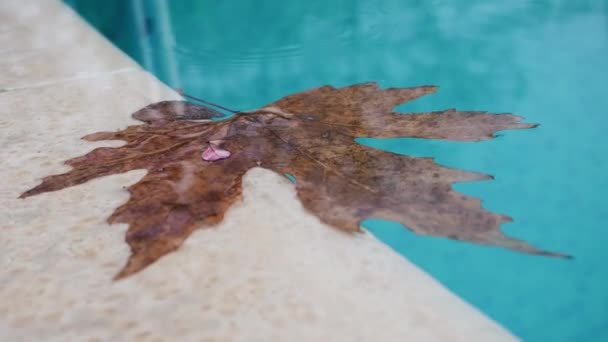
[21,82,569,279]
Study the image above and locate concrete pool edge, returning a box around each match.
[0,1,518,340]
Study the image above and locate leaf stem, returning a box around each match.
[176,89,240,114]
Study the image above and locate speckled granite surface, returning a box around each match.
[0,1,517,340]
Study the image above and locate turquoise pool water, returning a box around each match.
[67,1,607,340]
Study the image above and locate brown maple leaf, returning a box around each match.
[20,83,569,279]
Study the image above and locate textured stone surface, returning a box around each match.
[0,0,139,90]
[0,1,518,341]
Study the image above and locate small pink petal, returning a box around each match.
[202,143,231,161]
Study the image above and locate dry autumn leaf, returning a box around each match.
[21,83,569,279]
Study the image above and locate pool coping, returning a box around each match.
[0,1,518,341]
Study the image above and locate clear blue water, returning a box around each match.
[67,1,608,340]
